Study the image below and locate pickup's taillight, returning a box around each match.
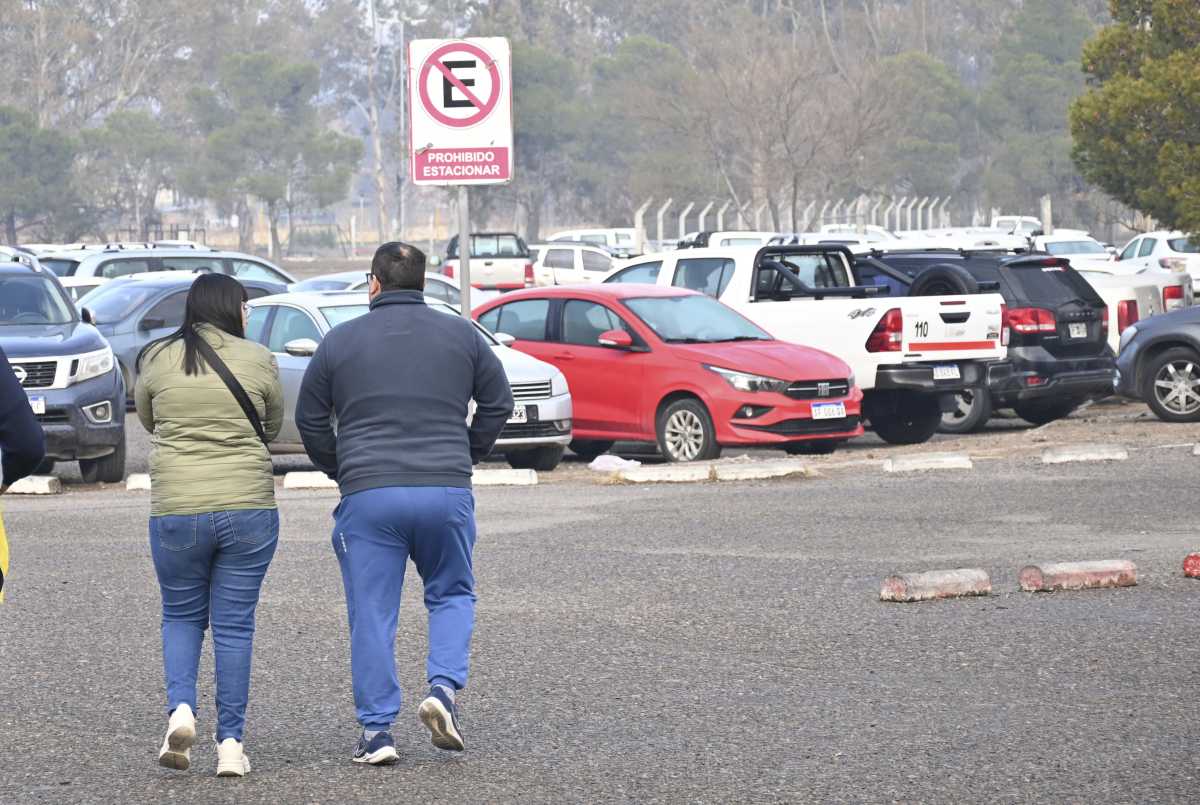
[1007,307,1056,334]
[444,263,455,279]
[524,262,535,287]
[1164,284,1185,311]
[1000,304,1010,347]
[865,308,903,352]
[1116,300,1139,334]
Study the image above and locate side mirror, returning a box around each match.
[494,332,517,347]
[81,307,95,325]
[284,338,319,357]
[139,317,165,331]
[598,329,634,349]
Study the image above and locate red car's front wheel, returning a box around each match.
[656,398,721,462]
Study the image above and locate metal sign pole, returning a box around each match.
[458,185,471,318]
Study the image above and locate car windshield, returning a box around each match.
[40,258,80,277]
[1168,237,1200,253]
[0,275,76,325]
[1045,240,1107,255]
[320,304,369,328]
[623,295,771,343]
[293,277,355,292]
[427,300,499,344]
[78,282,161,323]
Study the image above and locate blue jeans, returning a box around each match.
[333,486,476,730]
[149,508,279,741]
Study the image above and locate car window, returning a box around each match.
[230,259,288,283]
[1119,239,1139,261]
[245,286,272,300]
[245,305,272,345]
[99,259,153,279]
[267,306,321,352]
[478,299,549,341]
[774,254,852,290]
[544,249,575,270]
[1004,264,1104,307]
[40,258,80,277]
[1168,237,1200,253]
[143,290,188,329]
[561,300,627,346]
[1044,240,1107,256]
[292,277,354,292]
[582,250,612,273]
[615,233,633,245]
[607,261,662,284]
[78,282,157,322]
[672,258,736,298]
[0,276,75,324]
[1138,238,1157,258]
[320,304,369,329]
[425,281,461,306]
[161,256,223,273]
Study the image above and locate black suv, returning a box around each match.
[0,258,126,481]
[859,250,1114,431]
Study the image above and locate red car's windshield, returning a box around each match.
[623,295,770,344]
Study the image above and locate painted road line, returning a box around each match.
[1018,560,1136,592]
[882,453,973,473]
[1040,444,1128,464]
[879,568,992,602]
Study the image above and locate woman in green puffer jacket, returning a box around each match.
[134,273,283,778]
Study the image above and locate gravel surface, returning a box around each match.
[2,437,1198,802]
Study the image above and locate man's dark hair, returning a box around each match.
[372,241,427,291]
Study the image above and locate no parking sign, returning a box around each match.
[408,37,513,186]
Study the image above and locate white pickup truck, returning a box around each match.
[605,244,1008,443]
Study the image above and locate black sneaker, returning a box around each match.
[418,686,465,751]
[352,731,399,765]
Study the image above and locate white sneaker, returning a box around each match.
[216,738,251,777]
[157,703,196,770]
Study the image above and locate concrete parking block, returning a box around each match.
[473,468,538,486]
[125,474,151,491]
[617,464,714,484]
[7,475,62,495]
[1194,443,1200,457]
[879,568,992,602]
[282,472,338,490]
[1183,554,1200,578]
[1018,559,1136,592]
[882,453,973,473]
[713,460,811,482]
[1040,444,1128,465]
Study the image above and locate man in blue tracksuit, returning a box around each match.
[296,241,512,765]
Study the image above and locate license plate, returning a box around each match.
[28,395,45,415]
[1068,322,1087,339]
[811,402,846,420]
[507,404,527,424]
[933,364,961,381]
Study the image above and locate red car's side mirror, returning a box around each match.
[598,329,633,349]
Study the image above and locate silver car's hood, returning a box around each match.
[492,344,558,384]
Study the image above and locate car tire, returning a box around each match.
[656,398,721,462]
[784,439,842,455]
[570,439,615,461]
[1141,347,1200,422]
[908,264,980,296]
[1013,398,1081,426]
[869,393,942,444]
[938,386,993,434]
[506,445,564,472]
[79,438,126,484]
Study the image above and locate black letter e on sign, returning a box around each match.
[442,59,476,108]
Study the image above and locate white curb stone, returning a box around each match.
[618,464,713,484]
[880,568,992,602]
[472,468,538,486]
[882,453,973,473]
[125,473,152,491]
[1040,444,1128,465]
[282,472,338,490]
[713,460,811,482]
[7,475,62,495]
[1193,443,1200,457]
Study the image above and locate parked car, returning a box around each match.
[288,270,469,306]
[1115,231,1200,283]
[605,244,1006,444]
[77,273,284,399]
[474,284,864,461]
[1075,269,1160,355]
[58,276,108,302]
[528,242,614,285]
[547,228,639,258]
[992,215,1043,235]
[680,231,779,249]
[246,292,572,469]
[1114,305,1200,422]
[1031,233,1113,268]
[443,232,535,290]
[862,251,1114,432]
[0,258,126,482]
[39,244,296,286]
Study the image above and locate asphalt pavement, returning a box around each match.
[2,444,1198,803]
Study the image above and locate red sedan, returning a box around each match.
[473,284,863,462]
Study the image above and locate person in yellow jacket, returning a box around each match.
[1,342,48,603]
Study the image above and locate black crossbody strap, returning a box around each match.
[193,335,269,447]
